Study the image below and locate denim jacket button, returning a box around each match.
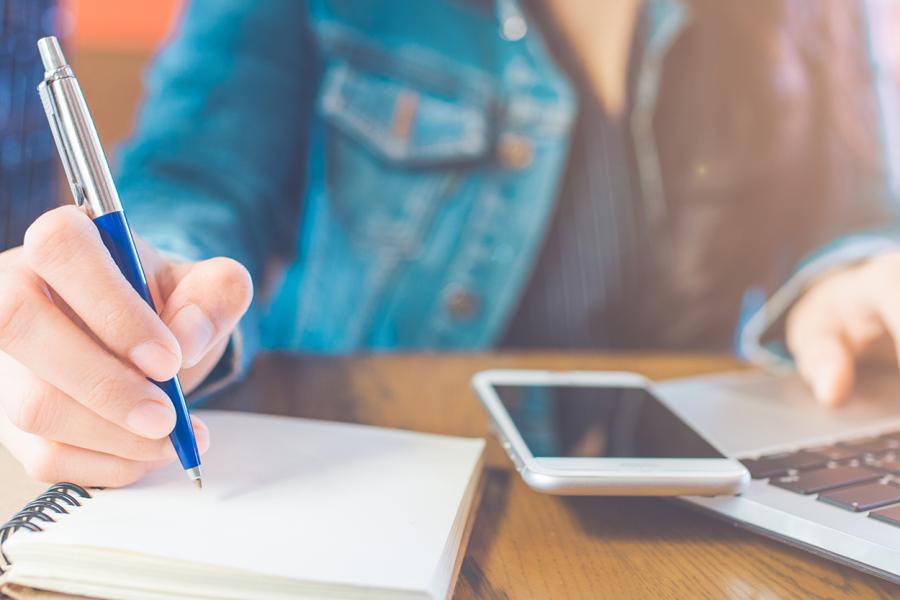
[497,133,534,170]
[445,286,480,320]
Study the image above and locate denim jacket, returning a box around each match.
[116,0,900,383]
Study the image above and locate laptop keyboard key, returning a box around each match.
[869,504,900,527]
[836,437,897,455]
[806,445,864,462]
[741,450,828,479]
[818,482,900,512]
[771,465,882,495]
[741,455,790,479]
[864,453,900,475]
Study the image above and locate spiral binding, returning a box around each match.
[0,482,91,575]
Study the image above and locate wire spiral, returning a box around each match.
[0,483,91,574]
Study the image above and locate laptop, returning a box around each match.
[657,369,900,583]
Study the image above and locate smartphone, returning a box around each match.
[472,369,749,496]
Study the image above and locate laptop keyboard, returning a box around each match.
[741,432,900,525]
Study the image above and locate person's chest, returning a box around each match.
[276,0,691,350]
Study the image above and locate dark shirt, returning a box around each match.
[1,0,57,251]
[503,9,647,349]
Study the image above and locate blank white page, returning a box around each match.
[8,411,485,593]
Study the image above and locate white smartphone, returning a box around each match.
[473,369,749,496]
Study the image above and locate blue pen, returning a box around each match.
[36,36,203,489]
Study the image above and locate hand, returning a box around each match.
[0,206,253,487]
[787,251,900,405]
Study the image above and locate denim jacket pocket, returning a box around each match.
[318,61,492,255]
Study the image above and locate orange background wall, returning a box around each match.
[58,1,186,165]
[63,0,183,53]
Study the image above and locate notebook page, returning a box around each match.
[7,411,485,593]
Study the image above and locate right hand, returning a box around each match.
[0,206,253,487]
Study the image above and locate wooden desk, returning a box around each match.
[3,353,900,599]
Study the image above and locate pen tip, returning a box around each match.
[186,466,203,489]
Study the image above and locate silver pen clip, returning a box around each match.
[37,79,86,207]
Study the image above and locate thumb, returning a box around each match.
[159,257,253,369]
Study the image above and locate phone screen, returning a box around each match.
[494,384,724,459]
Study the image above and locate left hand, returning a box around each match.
[787,251,900,406]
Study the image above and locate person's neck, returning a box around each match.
[542,0,641,117]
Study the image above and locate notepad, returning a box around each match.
[0,411,485,600]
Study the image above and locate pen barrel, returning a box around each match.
[93,211,201,471]
[40,61,122,219]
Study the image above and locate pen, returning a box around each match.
[35,36,203,489]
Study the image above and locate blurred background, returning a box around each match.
[5,0,900,253]
[64,0,181,151]
[0,0,180,251]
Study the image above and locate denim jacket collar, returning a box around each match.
[493,0,688,45]
[491,0,688,228]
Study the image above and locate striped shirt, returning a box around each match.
[0,0,57,251]
[502,13,646,349]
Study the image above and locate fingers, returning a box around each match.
[0,381,210,488]
[871,280,900,374]
[161,257,252,368]
[795,334,856,406]
[23,206,182,381]
[0,413,172,487]
[0,207,227,488]
[787,299,856,406]
[0,352,212,461]
[0,266,177,439]
[178,336,230,394]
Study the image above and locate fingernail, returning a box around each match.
[169,305,214,368]
[129,341,180,380]
[126,400,176,439]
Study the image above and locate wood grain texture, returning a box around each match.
[2,353,899,599]
[209,353,900,600]
[0,445,45,526]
